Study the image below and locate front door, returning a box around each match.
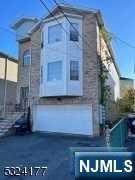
[20,87,29,111]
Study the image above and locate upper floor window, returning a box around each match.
[70,23,79,42]
[47,61,62,81]
[23,50,30,65]
[70,61,79,80]
[48,24,62,44]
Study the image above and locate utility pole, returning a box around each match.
[3,57,8,119]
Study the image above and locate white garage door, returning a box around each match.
[33,105,93,135]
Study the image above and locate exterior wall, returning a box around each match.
[99,33,120,101]
[30,28,41,103]
[0,57,5,79]
[28,13,100,136]
[7,60,18,82]
[0,80,17,112]
[16,40,30,103]
[0,57,18,82]
[120,78,134,98]
[0,56,18,113]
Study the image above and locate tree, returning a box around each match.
[119,88,135,113]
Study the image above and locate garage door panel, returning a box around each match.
[33,105,93,135]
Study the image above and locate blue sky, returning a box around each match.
[0,0,135,79]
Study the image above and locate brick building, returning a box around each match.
[12,4,120,136]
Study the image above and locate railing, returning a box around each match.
[106,118,128,147]
[0,104,23,118]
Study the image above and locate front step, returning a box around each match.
[5,112,23,120]
[0,112,24,137]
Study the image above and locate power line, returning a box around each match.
[0,26,68,55]
[108,31,135,50]
[50,0,135,75]
[50,0,94,50]
[40,0,105,59]
[45,0,135,55]
[112,34,135,74]
[39,0,83,52]
[1,4,135,59]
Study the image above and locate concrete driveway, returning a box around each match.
[0,133,105,180]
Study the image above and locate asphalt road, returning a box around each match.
[0,133,105,180]
[0,133,134,180]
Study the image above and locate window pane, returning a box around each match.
[23,50,30,65]
[20,87,29,98]
[70,61,79,80]
[48,24,62,43]
[70,23,79,42]
[47,61,62,81]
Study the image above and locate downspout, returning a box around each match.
[28,39,32,108]
[27,39,32,132]
[99,25,105,135]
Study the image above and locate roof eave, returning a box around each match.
[0,52,18,63]
[28,21,42,35]
[11,17,39,30]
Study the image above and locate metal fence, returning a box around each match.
[109,118,128,147]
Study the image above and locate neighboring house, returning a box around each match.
[12,4,120,136]
[120,77,134,98]
[0,52,18,115]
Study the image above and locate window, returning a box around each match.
[23,50,30,65]
[48,24,62,44]
[20,87,29,99]
[47,61,62,81]
[20,87,29,109]
[70,23,79,42]
[70,61,79,80]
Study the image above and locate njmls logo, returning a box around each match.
[75,152,135,180]
[80,159,133,173]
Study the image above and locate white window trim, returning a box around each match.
[43,13,82,23]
